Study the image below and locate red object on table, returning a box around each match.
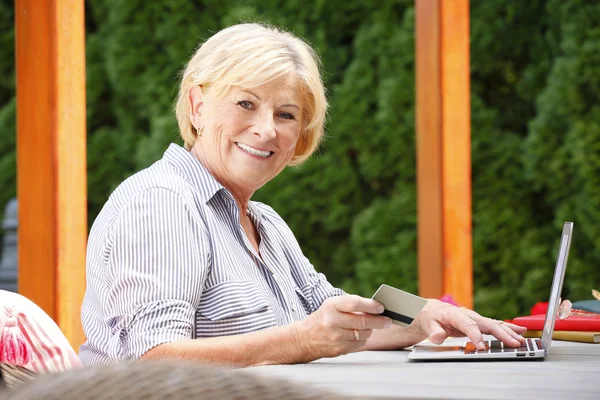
[530,301,549,316]
[513,314,600,332]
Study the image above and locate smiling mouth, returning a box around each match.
[236,142,273,158]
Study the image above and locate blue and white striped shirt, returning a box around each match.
[79,144,344,365]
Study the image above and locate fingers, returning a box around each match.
[417,303,484,348]
[333,295,385,315]
[486,320,525,347]
[502,322,526,342]
[461,308,526,346]
[326,296,393,331]
[503,322,528,334]
[446,310,485,349]
[426,320,449,345]
[343,328,373,342]
[337,312,393,330]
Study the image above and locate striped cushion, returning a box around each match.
[0,291,81,376]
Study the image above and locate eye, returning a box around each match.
[278,112,295,120]
[237,100,254,110]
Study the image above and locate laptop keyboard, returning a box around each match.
[464,338,542,355]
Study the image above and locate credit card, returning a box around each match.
[372,284,428,327]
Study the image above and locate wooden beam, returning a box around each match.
[416,0,444,301]
[440,0,472,309]
[415,0,472,308]
[15,0,87,348]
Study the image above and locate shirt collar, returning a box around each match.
[162,143,225,204]
[161,144,265,221]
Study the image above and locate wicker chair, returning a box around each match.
[2,360,373,400]
[0,363,37,389]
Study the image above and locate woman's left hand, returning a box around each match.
[409,299,528,350]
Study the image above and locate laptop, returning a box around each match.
[408,222,573,361]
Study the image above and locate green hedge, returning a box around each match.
[1,0,599,319]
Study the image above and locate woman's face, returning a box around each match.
[190,74,304,197]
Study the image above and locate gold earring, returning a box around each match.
[196,125,204,137]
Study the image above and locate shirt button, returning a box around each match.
[291,307,296,312]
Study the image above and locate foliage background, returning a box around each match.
[1,0,599,319]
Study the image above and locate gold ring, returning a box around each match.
[496,319,505,325]
[353,329,360,341]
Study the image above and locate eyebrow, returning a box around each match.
[240,89,300,110]
[241,89,261,101]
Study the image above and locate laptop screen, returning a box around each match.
[540,222,573,351]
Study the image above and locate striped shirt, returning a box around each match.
[79,144,344,365]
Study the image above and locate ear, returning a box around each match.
[188,85,204,128]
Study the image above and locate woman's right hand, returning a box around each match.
[291,295,394,362]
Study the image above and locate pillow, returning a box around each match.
[0,290,81,375]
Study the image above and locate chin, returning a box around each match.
[231,172,267,188]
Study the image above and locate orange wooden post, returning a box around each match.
[415,0,472,308]
[15,0,87,348]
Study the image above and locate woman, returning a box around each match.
[80,23,526,366]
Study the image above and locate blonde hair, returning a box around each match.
[175,23,327,166]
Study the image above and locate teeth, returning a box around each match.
[236,143,272,158]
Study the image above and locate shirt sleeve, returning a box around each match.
[293,256,346,313]
[104,187,208,361]
[258,203,345,313]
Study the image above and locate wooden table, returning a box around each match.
[250,339,600,399]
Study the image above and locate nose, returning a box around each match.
[253,110,276,141]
